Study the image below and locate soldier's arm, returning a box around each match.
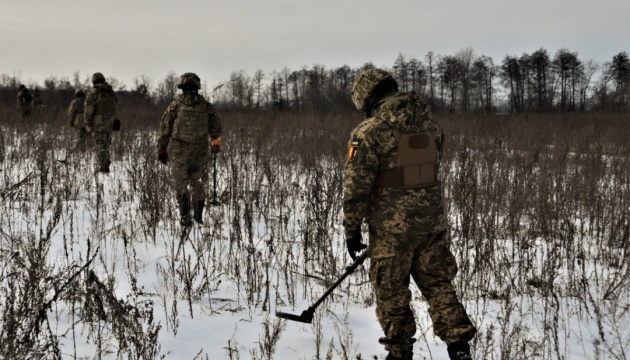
[432,119,445,155]
[207,103,221,139]
[157,102,177,151]
[419,102,445,156]
[342,128,379,237]
[83,91,96,127]
[67,101,77,126]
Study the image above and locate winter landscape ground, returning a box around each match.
[1,109,629,360]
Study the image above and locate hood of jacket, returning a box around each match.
[372,91,433,133]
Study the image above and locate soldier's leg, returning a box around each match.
[171,141,193,226]
[102,131,111,169]
[77,127,87,150]
[189,146,208,224]
[370,248,417,357]
[410,231,476,345]
[93,131,111,172]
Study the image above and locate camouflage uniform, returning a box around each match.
[344,69,475,359]
[16,85,33,118]
[158,72,221,226]
[32,89,43,109]
[84,73,117,172]
[67,90,87,145]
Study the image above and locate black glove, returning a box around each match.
[157,149,168,164]
[346,229,367,260]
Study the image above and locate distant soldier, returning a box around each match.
[157,72,222,227]
[16,84,33,119]
[67,89,87,145]
[343,69,476,360]
[84,72,118,173]
[32,88,44,109]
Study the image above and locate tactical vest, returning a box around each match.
[94,90,116,116]
[172,103,208,143]
[376,129,438,189]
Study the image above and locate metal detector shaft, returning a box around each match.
[57,133,90,164]
[311,251,368,310]
[209,152,220,206]
[276,250,368,323]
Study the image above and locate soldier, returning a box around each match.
[84,72,118,173]
[157,72,221,227]
[343,69,476,360]
[67,89,87,146]
[32,88,44,109]
[16,84,33,119]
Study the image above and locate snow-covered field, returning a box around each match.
[1,120,629,360]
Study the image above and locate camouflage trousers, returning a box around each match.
[18,107,32,119]
[92,131,111,170]
[170,139,209,204]
[75,127,88,149]
[368,229,476,356]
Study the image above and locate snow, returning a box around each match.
[1,127,629,360]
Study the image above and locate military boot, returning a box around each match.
[178,195,193,227]
[193,200,205,225]
[447,341,472,360]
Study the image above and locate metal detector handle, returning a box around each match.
[310,250,368,310]
[209,152,221,206]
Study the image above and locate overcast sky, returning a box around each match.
[2,0,628,89]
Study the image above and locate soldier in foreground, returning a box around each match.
[343,69,476,360]
[67,89,87,146]
[84,72,118,173]
[16,84,33,119]
[157,72,222,227]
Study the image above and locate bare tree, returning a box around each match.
[424,51,438,109]
[553,48,582,111]
[471,56,496,114]
[253,70,265,108]
[530,48,552,112]
[610,51,630,109]
[455,47,476,113]
[155,71,179,105]
[501,56,525,113]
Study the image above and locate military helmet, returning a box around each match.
[75,89,85,97]
[92,72,106,84]
[351,68,398,112]
[19,84,26,90]
[177,72,201,90]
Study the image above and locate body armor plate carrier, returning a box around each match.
[376,129,438,189]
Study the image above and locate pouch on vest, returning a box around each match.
[376,129,438,189]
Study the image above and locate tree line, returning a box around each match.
[1,47,628,115]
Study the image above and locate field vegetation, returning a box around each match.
[1,51,629,358]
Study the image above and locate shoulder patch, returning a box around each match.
[347,136,361,161]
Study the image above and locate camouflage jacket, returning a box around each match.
[67,97,84,128]
[158,92,221,150]
[33,92,43,107]
[17,89,33,111]
[343,92,447,243]
[84,83,117,129]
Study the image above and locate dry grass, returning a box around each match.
[0,103,628,359]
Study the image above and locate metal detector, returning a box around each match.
[208,152,220,206]
[275,251,368,323]
[57,133,90,164]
